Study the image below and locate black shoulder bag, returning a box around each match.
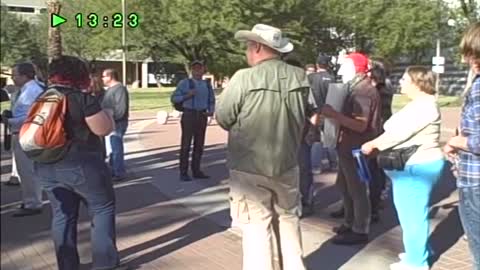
[376,145,420,171]
[173,79,195,112]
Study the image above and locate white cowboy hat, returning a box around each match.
[235,24,294,53]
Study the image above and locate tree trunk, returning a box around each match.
[47,0,62,62]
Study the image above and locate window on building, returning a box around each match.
[7,6,35,13]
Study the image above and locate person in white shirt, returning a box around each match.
[2,62,45,217]
[362,66,445,270]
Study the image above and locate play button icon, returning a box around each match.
[51,13,67,28]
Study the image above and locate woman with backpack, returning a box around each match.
[33,56,124,270]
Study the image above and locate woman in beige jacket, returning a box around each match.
[362,66,446,270]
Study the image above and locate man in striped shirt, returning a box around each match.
[445,22,480,269]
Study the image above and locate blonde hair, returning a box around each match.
[460,23,480,97]
[406,66,436,95]
[463,68,475,97]
[460,22,480,64]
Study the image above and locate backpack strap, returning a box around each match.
[206,80,213,112]
[188,79,195,89]
[188,78,195,108]
[48,86,90,142]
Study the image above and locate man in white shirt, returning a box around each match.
[2,63,44,217]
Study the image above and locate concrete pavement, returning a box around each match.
[0,108,474,270]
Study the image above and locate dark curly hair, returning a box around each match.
[48,55,91,90]
[370,61,386,87]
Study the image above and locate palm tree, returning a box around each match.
[47,0,62,61]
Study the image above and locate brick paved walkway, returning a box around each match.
[0,108,475,270]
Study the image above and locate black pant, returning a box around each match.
[180,110,208,175]
[369,159,387,213]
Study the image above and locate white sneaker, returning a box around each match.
[390,261,429,270]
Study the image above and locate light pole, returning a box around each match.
[434,37,441,99]
[434,18,456,98]
[122,0,127,86]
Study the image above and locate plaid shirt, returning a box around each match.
[458,74,480,187]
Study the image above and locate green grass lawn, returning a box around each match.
[0,89,463,113]
[391,94,462,111]
[0,101,10,111]
[129,87,175,111]
[1,87,176,112]
[129,88,463,112]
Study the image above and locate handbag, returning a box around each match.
[376,145,419,171]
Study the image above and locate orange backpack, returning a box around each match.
[19,87,71,163]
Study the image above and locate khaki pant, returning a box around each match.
[12,135,43,209]
[11,152,19,178]
[229,167,306,270]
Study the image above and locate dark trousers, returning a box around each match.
[299,142,313,205]
[109,120,128,177]
[337,151,371,234]
[180,110,208,175]
[369,160,386,214]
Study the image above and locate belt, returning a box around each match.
[183,108,207,113]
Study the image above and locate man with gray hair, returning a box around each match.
[216,24,316,270]
[2,62,44,217]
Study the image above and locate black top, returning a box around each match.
[0,88,9,102]
[308,71,335,108]
[102,83,129,122]
[63,89,104,155]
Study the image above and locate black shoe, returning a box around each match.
[332,231,368,245]
[12,207,42,217]
[192,171,209,179]
[330,208,345,218]
[371,211,380,224]
[180,174,193,182]
[332,224,352,234]
[4,176,20,186]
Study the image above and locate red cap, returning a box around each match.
[347,52,369,74]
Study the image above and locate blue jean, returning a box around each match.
[36,154,119,270]
[458,185,480,269]
[299,142,313,205]
[109,120,128,177]
[311,142,337,172]
[385,159,445,268]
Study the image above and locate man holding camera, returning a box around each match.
[2,62,44,217]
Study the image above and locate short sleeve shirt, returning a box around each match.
[63,90,104,154]
[338,78,382,153]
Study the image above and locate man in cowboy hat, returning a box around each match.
[216,24,316,270]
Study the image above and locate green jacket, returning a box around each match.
[216,58,312,178]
